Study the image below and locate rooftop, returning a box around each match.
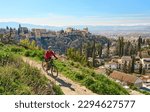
[141,51,150,58]
[110,71,139,84]
[121,56,132,61]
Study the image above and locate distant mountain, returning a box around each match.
[0,22,150,33]
[0,22,62,31]
[88,25,150,32]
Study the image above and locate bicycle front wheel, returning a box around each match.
[51,65,58,78]
[42,61,47,72]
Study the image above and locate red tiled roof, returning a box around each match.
[110,71,138,84]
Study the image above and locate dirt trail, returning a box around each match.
[22,57,97,95]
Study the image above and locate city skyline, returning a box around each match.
[0,0,150,26]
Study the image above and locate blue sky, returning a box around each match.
[0,0,150,26]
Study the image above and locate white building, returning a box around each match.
[141,58,150,73]
[141,51,150,73]
[32,29,47,38]
[105,62,118,70]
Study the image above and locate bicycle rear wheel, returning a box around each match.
[51,65,58,78]
[42,61,47,72]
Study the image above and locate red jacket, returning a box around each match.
[44,50,57,59]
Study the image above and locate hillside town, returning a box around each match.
[0,24,150,94]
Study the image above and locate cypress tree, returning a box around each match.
[106,41,110,58]
[92,39,96,67]
[120,37,124,56]
[117,37,124,57]
[131,55,135,73]
[138,36,142,51]
[96,43,102,58]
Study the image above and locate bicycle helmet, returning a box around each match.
[48,46,51,49]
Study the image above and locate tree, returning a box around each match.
[131,56,135,73]
[142,39,146,45]
[128,44,134,56]
[92,39,96,67]
[120,37,124,56]
[18,24,21,35]
[142,68,146,75]
[123,42,128,56]
[147,39,150,47]
[20,38,30,48]
[116,37,124,57]
[83,42,91,63]
[0,34,3,42]
[30,40,36,49]
[96,43,102,58]
[139,63,143,74]
[79,41,83,55]
[123,41,135,56]
[137,36,142,51]
[0,34,3,38]
[9,27,13,40]
[106,41,110,58]
[66,48,87,66]
[66,48,75,60]
[6,26,9,30]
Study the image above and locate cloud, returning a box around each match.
[0,13,150,26]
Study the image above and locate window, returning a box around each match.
[148,64,150,70]
[145,65,147,69]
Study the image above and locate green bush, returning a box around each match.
[83,76,95,87]
[24,50,32,57]
[89,81,103,94]
[70,61,75,66]
[74,73,85,81]
[140,90,150,95]
[53,85,64,95]
[30,51,37,57]
[0,42,4,47]
[36,50,44,61]
[10,46,24,53]
[23,49,44,60]
[0,52,13,65]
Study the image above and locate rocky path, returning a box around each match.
[22,57,97,95]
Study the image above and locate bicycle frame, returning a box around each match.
[47,59,53,68]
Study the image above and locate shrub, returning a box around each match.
[52,85,64,95]
[36,50,44,61]
[24,50,32,57]
[140,90,150,95]
[74,73,85,81]
[30,51,37,57]
[0,52,15,66]
[83,76,95,87]
[0,42,4,47]
[70,61,75,66]
[10,46,24,53]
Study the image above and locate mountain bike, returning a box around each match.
[42,58,58,78]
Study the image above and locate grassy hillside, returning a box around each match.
[0,43,63,95]
[0,42,129,95]
[55,60,129,95]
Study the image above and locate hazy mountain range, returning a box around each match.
[0,22,150,33]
